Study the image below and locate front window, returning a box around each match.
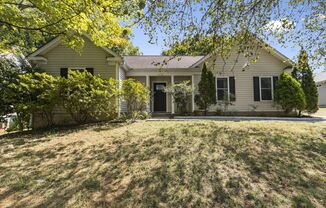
[260,77,273,100]
[216,77,229,101]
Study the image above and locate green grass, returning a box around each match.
[0,121,325,207]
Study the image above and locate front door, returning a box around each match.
[153,83,167,112]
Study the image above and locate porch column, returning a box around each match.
[146,75,150,112]
[192,75,195,112]
[171,75,175,114]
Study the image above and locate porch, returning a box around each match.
[127,75,195,114]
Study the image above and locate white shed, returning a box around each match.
[315,72,326,107]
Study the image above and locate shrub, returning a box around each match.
[122,78,149,118]
[164,80,193,115]
[274,72,306,115]
[4,72,60,128]
[0,58,37,123]
[59,70,119,123]
[195,62,216,115]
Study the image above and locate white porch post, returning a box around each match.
[192,75,195,112]
[115,62,120,117]
[146,75,150,112]
[171,75,175,114]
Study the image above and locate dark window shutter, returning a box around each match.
[253,76,260,101]
[229,76,236,101]
[214,76,217,101]
[273,76,279,92]
[60,68,68,78]
[86,68,94,75]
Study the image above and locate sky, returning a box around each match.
[130,21,324,74]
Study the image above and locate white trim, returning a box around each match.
[126,71,202,76]
[146,76,150,112]
[216,76,230,102]
[28,56,47,62]
[28,37,61,59]
[171,75,175,114]
[192,75,195,112]
[115,62,120,117]
[68,67,86,70]
[28,34,121,60]
[190,38,295,68]
[152,81,168,113]
[259,76,274,101]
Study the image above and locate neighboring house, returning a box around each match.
[28,35,294,128]
[315,72,326,107]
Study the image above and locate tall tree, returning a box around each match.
[294,49,319,114]
[195,63,216,115]
[0,0,145,54]
[141,0,325,68]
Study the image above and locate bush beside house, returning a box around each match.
[195,63,216,115]
[59,70,119,123]
[274,72,306,115]
[122,78,150,120]
[164,80,193,115]
[2,70,149,130]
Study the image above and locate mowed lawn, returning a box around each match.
[0,121,325,208]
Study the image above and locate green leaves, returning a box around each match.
[195,63,216,114]
[142,0,324,68]
[164,81,193,114]
[122,78,149,116]
[59,70,120,123]
[0,0,146,54]
[274,72,306,115]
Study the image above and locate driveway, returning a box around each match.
[312,107,326,117]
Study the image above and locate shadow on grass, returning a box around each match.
[0,121,325,207]
[0,121,127,147]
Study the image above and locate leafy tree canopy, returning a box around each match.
[0,0,145,54]
[274,72,306,115]
[1,1,324,68]
[162,36,215,56]
[142,0,325,68]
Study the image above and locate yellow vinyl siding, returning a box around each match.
[194,49,288,112]
[38,37,116,79]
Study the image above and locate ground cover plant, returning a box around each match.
[0,121,325,207]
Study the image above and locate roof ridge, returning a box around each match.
[123,55,205,57]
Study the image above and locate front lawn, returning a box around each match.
[0,121,325,207]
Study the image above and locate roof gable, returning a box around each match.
[190,41,295,68]
[28,34,120,60]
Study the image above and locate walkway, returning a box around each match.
[148,116,326,123]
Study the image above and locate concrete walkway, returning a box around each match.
[148,116,326,123]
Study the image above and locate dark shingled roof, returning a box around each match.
[123,55,204,69]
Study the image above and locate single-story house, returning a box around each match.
[28,35,294,128]
[315,72,326,107]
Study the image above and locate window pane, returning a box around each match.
[217,89,225,100]
[155,84,165,91]
[261,89,272,100]
[261,78,271,88]
[217,78,228,88]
